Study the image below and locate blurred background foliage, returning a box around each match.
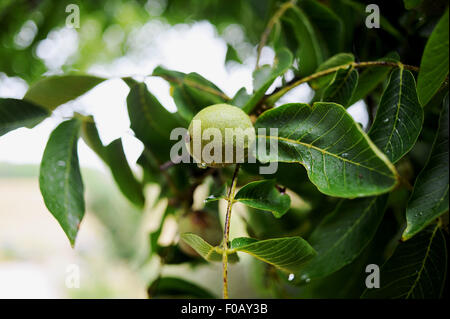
[1,0,448,83]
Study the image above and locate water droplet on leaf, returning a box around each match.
[300,274,310,283]
[197,163,207,169]
[204,195,216,202]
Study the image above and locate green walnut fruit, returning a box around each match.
[178,210,223,257]
[186,104,256,167]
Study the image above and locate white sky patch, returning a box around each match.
[0,118,56,166]
[36,27,79,73]
[347,100,369,131]
[276,83,315,106]
[0,73,28,98]
[0,263,59,298]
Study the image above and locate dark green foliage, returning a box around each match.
[0,98,49,136]
[362,225,447,299]
[148,277,216,299]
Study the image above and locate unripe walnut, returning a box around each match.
[186,104,256,167]
[178,210,223,257]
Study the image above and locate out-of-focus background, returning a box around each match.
[0,160,259,298]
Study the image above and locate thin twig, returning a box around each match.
[255,0,296,69]
[222,163,240,299]
[263,61,419,107]
[155,74,231,101]
[159,155,182,171]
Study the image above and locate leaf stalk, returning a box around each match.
[264,61,419,107]
[222,163,240,299]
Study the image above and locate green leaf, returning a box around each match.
[104,138,145,208]
[321,66,359,107]
[180,233,239,263]
[269,20,284,51]
[349,52,400,105]
[255,103,398,198]
[183,73,227,110]
[0,98,50,137]
[230,236,316,273]
[417,9,449,106]
[148,277,216,299]
[80,118,145,207]
[295,215,397,298]
[242,48,293,114]
[231,87,251,108]
[403,95,449,240]
[149,208,203,266]
[300,196,388,279]
[152,67,185,80]
[299,0,344,55]
[225,43,242,64]
[126,81,182,163]
[153,66,227,122]
[282,6,323,77]
[24,75,105,110]
[137,148,164,185]
[235,179,291,218]
[362,225,447,299]
[369,68,424,164]
[204,183,227,203]
[330,0,356,49]
[311,53,355,90]
[243,161,327,207]
[39,119,84,246]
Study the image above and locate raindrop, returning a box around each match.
[383,118,389,123]
[341,153,349,158]
[204,195,216,203]
[300,274,310,283]
[57,160,66,167]
[288,274,295,281]
[197,163,207,169]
